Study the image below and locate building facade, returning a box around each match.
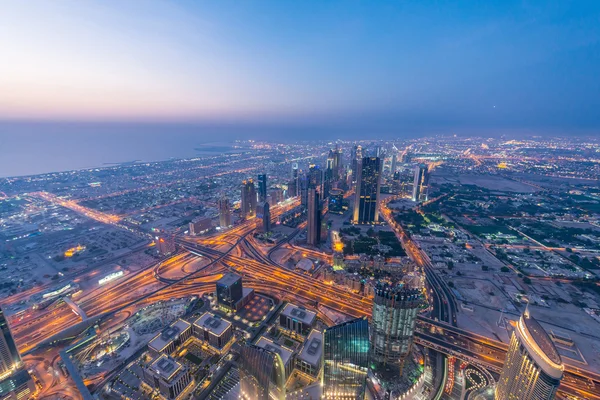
[412,164,429,202]
[0,309,20,377]
[238,344,286,400]
[307,188,321,246]
[218,196,232,228]
[322,317,370,399]
[353,156,381,224]
[496,307,564,400]
[241,179,257,219]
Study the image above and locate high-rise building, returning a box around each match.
[218,196,232,228]
[308,164,324,195]
[412,164,429,202]
[391,153,397,175]
[370,283,424,374]
[0,369,36,400]
[333,146,343,180]
[351,145,362,183]
[241,179,257,219]
[189,217,211,235]
[322,317,370,399]
[307,188,321,246]
[496,307,564,400]
[256,201,271,233]
[0,308,20,377]
[156,235,176,256]
[258,174,268,203]
[353,156,381,224]
[216,273,243,311]
[238,344,286,400]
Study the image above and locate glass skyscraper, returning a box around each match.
[0,308,20,377]
[238,344,285,400]
[353,156,381,224]
[496,307,564,400]
[322,317,370,399]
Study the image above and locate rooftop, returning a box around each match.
[522,312,562,366]
[281,303,316,326]
[297,329,323,367]
[217,272,241,287]
[148,355,184,382]
[148,319,191,353]
[194,312,231,337]
[255,337,294,367]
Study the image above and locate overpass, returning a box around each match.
[63,297,88,321]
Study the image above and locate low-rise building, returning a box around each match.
[296,329,323,378]
[279,303,316,338]
[148,319,192,357]
[143,355,193,400]
[193,312,233,352]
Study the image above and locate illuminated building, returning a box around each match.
[241,179,257,219]
[218,196,232,228]
[308,164,324,195]
[258,174,268,203]
[322,317,370,399]
[296,329,323,378]
[238,343,286,400]
[215,273,243,311]
[148,319,192,357]
[188,217,212,235]
[353,156,381,224]
[279,303,316,338]
[307,188,321,246]
[255,336,295,378]
[157,235,176,256]
[256,201,271,233]
[192,312,233,352]
[328,188,344,214]
[351,145,362,183]
[412,164,429,202]
[142,354,193,400]
[496,307,564,400]
[370,283,424,376]
[0,369,36,400]
[0,308,21,377]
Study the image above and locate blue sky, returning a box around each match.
[0,0,599,134]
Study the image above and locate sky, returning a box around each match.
[0,0,599,136]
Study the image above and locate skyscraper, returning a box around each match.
[0,308,21,377]
[216,273,243,311]
[353,156,381,224]
[238,344,286,400]
[241,179,257,219]
[496,307,564,400]
[218,196,231,228]
[370,283,424,374]
[308,164,324,195]
[412,164,429,202]
[307,188,321,246]
[257,201,271,233]
[322,317,370,399]
[351,145,361,183]
[391,153,397,176]
[258,174,268,203]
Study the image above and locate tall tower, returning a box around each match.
[391,153,397,176]
[412,164,429,202]
[496,307,564,400]
[370,283,424,376]
[351,145,362,183]
[353,156,382,224]
[322,317,370,399]
[218,196,231,228]
[257,201,271,233]
[0,308,21,377]
[307,188,321,246]
[258,174,268,203]
[241,179,257,219]
[239,344,286,400]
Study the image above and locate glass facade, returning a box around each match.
[239,344,285,400]
[353,157,381,224]
[0,309,20,376]
[323,317,370,399]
